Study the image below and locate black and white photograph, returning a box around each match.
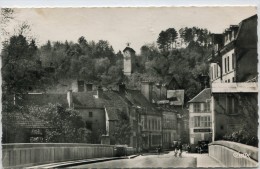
[0,6,258,168]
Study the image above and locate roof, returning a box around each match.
[105,107,119,121]
[2,112,50,129]
[123,47,136,53]
[72,91,103,108]
[188,88,211,103]
[17,93,68,107]
[124,89,159,114]
[167,90,185,105]
[72,90,128,109]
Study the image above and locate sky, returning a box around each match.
[6,7,257,53]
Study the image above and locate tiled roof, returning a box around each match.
[2,112,50,129]
[105,107,119,121]
[72,91,103,108]
[124,89,159,114]
[188,88,211,103]
[17,93,68,107]
[72,91,128,109]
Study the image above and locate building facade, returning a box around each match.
[208,14,258,144]
[188,88,212,144]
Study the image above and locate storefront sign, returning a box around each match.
[194,128,211,132]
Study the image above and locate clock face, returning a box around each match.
[124,51,131,60]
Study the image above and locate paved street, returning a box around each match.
[69,151,196,168]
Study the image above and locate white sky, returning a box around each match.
[7,7,257,53]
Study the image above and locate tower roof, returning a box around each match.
[123,47,135,53]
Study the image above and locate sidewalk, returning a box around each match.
[183,152,225,167]
[25,155,139,169]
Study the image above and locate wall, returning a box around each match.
[77,108,106,143]
[209,141,258,167]
[2,143,115,169]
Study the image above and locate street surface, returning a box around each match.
[69,151,196,168]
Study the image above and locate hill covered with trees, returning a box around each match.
[2,25,212,101]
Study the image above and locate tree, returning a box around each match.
[27,103,89,143]
[2,34,41,94]
[157,28,178,52]
[166,28,178,50]
[111,111,132,145]
[157,30,170,51]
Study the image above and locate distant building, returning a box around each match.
[123,46,136,76]
[188,88,212,144]
[208,14,258,142]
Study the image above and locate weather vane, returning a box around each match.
[126,42,131,47]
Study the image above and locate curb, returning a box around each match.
[25,155,139,168]
[126,154,140,159]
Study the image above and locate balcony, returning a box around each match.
[211,82,258,93]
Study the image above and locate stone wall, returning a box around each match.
[209,141,258,167]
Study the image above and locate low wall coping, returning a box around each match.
[2,143,115,149]
[209,140,258,162]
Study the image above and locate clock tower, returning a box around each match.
[123,44,135,76]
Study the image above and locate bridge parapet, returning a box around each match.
[2,143,135,169]
[209,140,258,167]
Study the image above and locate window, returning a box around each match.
[216,65,219,77]
[194,116,200,127]
[78,80,85,92]
[228,79,230,83]
[232,53,235,70]
[144,118,147,129]
[89,112,93,117]
[232,77,235,82]
[227,56,230,72]
[227,96,238,115]
[200,116,211,127]
[86,121,92,130]
[149,119,151,129]
[214,65,217,78]
[211,67,213,80]
[194,103,201,112]
[224,58,227,73]
[205,102,211,112]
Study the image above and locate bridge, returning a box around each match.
[2,141,258,168]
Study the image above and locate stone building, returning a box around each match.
[208,14,258,143]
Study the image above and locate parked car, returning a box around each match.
[196,141,209,153]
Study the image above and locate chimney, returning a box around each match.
[77,80,85,92]
[119,83,126,94]
[67,90,73,108]
[86,83,93,91]
[141,81,154,102]
[97,86,103,98]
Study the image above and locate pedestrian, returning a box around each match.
[174,142,178,157]
[178,141,183,157]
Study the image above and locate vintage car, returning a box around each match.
[196,140,209,153]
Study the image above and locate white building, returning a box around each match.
[188,88,212,144]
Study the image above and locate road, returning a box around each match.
[69,151,196,168]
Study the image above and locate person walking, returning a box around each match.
[178,141,183,157]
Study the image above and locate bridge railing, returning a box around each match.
[209,140,258,167]
[2,143,135,169]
